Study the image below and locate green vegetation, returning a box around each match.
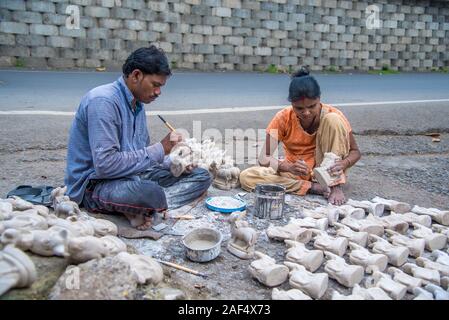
[266,64,278,74]
[14,58,26,68]
[431,66,449,73]
[368,64,400,75]
[171,60,178,69]
[325,65,340,73]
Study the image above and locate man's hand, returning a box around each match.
[327,159,349,177]
[160,131,183,155]
[279,159,309,176]
[184,163,197,174]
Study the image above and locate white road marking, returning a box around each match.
[0,98,449,116]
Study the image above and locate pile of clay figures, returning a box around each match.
[0,187,163,297]
[227,197,449,300]
[169,138,240,190]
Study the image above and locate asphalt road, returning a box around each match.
[1,69,449,111]
[0,69,449,150]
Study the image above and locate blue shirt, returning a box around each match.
[65,76,169,204]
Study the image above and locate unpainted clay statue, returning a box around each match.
[424,283,449,300]
[284,261,328,299]
[0,210,12,221]
[341,216,384,236]
[33,205,50,218]
[5,196,34,211]
[410,223,447,251]
[266,223,312,243]
[284,239,324,272]
[366,214,409,234]
[390,211,432,228]
[0,213,48,234]
[413,287,434,300]
[416,257,449,277]
[412,205,449,226]
[323,251,364,288]
[170,138,237,179]
[352,284,392,300]
[385,229,425,258]
[368,234,409,267]
[271,288,312,300]
[101,235,127,255]
[365,266,407,300]
[302,207,339,226]
[371,196,411,214]
[0,201,13,220]
[432,250,449,267]
[403,263,440,285]
[50,186,82,216]
[248,251,289,287]
[67,235,126,264]
[169,142,193,177]
[441,277,449,290]
[334,222,368,247]
[289,217,328,231]
[1,226,69,257]
[116,252,163,285]
[67,236,108,264]
[47,215,95,237]
[213,164,240,190]
[0,245,37,297]
[431,223,449,238]
[387,267,423,293]
[312,229,348,257]
[313,152,341,188]
[227,212,258,259]
[85,217,118,237]
[331,290,364,300]
[348,242,388,272]
[346,199,385,217]
[336,205,365,220]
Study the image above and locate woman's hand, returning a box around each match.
[327,159,349,177]
[280,160,309,176]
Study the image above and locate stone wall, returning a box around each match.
[0,0,448,71]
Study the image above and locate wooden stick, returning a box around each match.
[157,260,207,278]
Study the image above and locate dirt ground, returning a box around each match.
[1,131,448,300]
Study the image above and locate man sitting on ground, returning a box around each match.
[65,46,211,230]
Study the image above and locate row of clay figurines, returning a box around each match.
[247,240,449,300]
[168,138,241,190]
[0,188,165,297]
[226,207,449,300]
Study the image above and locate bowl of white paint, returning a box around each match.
[182,228,223,262]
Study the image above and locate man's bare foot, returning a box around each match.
[124,212,153,230]
[136,216,152,230]
[328,185,346,206]
[310,182,331,198]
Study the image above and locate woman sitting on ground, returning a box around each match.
[239,67,361,205]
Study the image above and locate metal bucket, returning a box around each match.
[182,228,222,263]
[254,183,286,220]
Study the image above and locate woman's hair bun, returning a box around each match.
[291,66,310,78]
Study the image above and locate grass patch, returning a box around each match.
[266,64,278,74]
[325,65,340,73]
[171,60,178,69]
[368,65,400,75]
[431,66,449,73]
[14,58,26,68]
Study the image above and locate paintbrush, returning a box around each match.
[157,115,176,132]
